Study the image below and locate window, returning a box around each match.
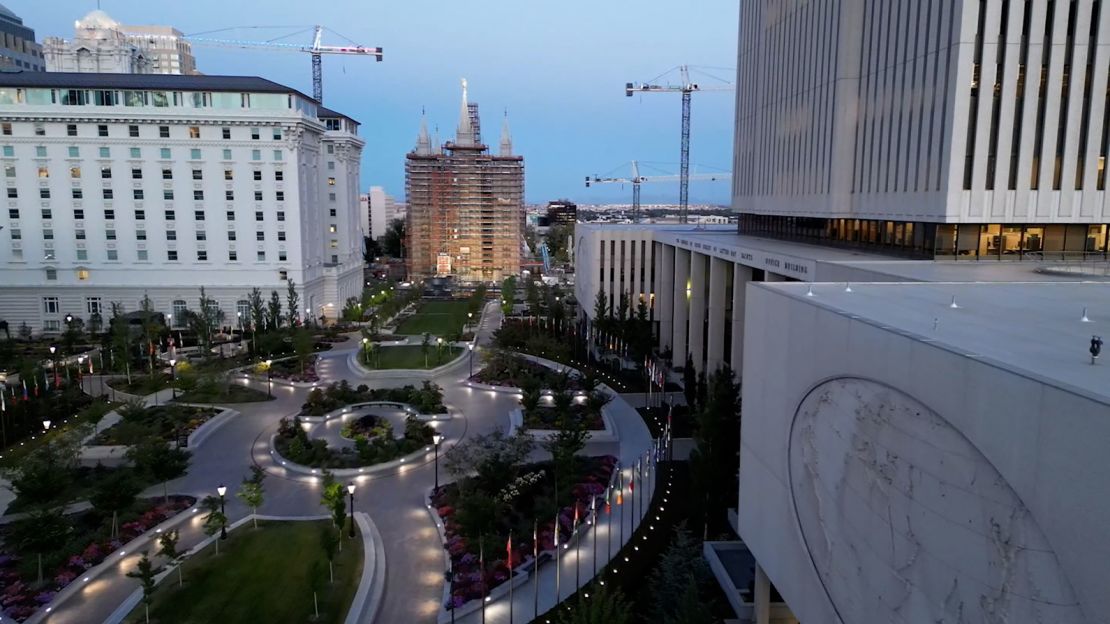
[166,230,177,241]
[0,123,9,136]
[167,250,178,261]
[62,90,88,105]
[34,125,44,136]
[75,229,85,240]
[76,249,87,260]
[197,250,208,261]
[102,189,113,200]
[2,145,12,156]
[105,229,116,240]
[6,207,16,218]
[328,224,337,233]
[196,230,207,241]
[228,230,237,240]
[73,208,84,219]
[98,124,108,137]
[46,268,58,281]
[276,211,285,222]
[137,249,148,261]
[163,190,174,200]
[255,211,264,221]
[226,211,235,221]
[328,161,335,170]
[136,229,146,240]
[280,251,288,262]
[279,269,288,281]
[327,144,334,154]
[71,188,83,199]
[94,90,116,106]
[275,191,284,201]
[133,189,144,200]
[327,177,336,186]
[194,210,205,220]
[106,249,118,261]
[251,149,261,161]
[329,240,338,248]
[70,167,81,178]
[101,166,112,179]
[277,231,286,241]
[104,208,114,219]
[329,208,336,217]
[86,297,102,315]
[253,170,262,181]
[42,319,59,331]
[41,208,52,219]
[68,146,79,158]
[39,188,50,199]
[67,124,77,137]
[256,231,265,241]
[43,297,59,314]
[129,125,139,138]
[224,169,233,181]
[194,190,204,201]
[130,147,141,158]
[99,147,110,158]
[35,146,46,157]
[222,127,231,140]
[226,190,235,201]
[273,128,282,140]
[135,209,145,220]
[160,148,171,159]
[190,148,201,160]
[4,166,13,178]
[162,168,173,180]
[257,251,266,261]
[38,166,48,178]
[275,170,284,181]
[229,250,238,261]
[273,150,283,161]
[222,148,232,160]
[132,168,143,179]
[165,209,175,220]
[188,126,200,139]
[251,127,260,140]
[159,126,170,138]
[192,169,203,180]
[42,228,53,240]
[254,191,263,201]
[5,188,14,198]
[8,227,18,239]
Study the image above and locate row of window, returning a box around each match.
[7,186,287,202]
[40,292,293,327]
[13,165,286,182]
[8,206,338,221]
[1,144,286,161]
[28,248,290,266]
[0,88,299,113]
[1,122,283,141]
[15,227,290,242]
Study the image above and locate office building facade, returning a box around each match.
[0,72,363,334]
[0,4,42,72]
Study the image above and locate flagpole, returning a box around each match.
[554,514,561,603]
[618,470,624,551]
[606,484,613,564]
[591,497,598,575]
[533,520,539,619]
[480,535,486,624]
[507,533,514,624]
[574,506,580,595]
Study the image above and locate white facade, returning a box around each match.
[366,185,396,240]
[0,73,363,334]
[43,11,197,75]
[735,0,1110,225]
[739,281,1110,623]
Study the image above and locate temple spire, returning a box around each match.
[456,78,475,145]
[415,108,431,155]
[499,109,512,156]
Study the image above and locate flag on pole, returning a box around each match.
[506,533,513,570]
[88,357,94,374]
[1,386,6,412]
[533,520,538,560]
[573,504,580,534]
[21,380,28,401]
[33,377,39,397]
[553,515,560,549]
[605,485,612,514]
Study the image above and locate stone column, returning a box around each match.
[731,264,752,379]
[764,271,786,282]
[654,242,672,347]
[671,247,690,365]
[754,562,771,624]
[706,256,728,373]
[687,252,707,374]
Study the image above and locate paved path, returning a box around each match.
[40,301,653,624]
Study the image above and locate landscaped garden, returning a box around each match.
[0,391,106,468]
[360,344,463,370]
[431,429,617,611]
[394,300,472,336]
[275,414,435,469]
[299,380,446,417]
[127,519,362,624]
[107,374,172,397]
[257,355,319,384]
[91,401,219,447]
[470,349,591,391]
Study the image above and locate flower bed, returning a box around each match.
[339,414,392,441]
[469,351,585,392]
[274,415,434,469]
[90,404,218,446]
[299,380,446,416]
[0,496,195,622]
[262,355,319,383]
[431,455,617,610]
[522,404,605,431]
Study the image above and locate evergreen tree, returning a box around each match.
[267,290,283,330]
[286,279,301,327]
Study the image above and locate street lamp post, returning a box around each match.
[77,355,85,387]
[48,345,58,388]
[361,337,369,366]
[169,359,177,400]
[468,343,475,377]
[432,433,444,490]
[217,484,228,539]
[42,419,51,432]
[347,482,356,538]
[265,359,273,398]
[436,337,443,364]
[467,312,473,334]
[305,307,311,328]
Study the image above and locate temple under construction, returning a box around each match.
[405,80,524,282]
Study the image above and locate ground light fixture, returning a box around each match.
[347,482,356,538]
[216,484,228,539]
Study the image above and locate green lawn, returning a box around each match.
[133,520,362,624]
[174,383,274,404]
[363,345,463,370]
[394,300,473,336]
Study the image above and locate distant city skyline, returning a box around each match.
[14,0,739,205]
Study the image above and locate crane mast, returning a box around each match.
[586,160,729,223]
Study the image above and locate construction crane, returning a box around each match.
[626,65,733,223]
[162,25,383,103]
[586,160,730,223]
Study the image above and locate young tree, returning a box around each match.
[647,524,713,624]
[501,276,517,315]
[553,582,632,624]
[592,289,609,344]
[126,551,158,624]
[682,353,697,408]
[341,297,362,323]
[0,319,9,341]
[444,430,534,496]
[61,315,85,356]
[248,287,265,335]
[320,525,338,583]
[319,471,347,548]
[616,291,631,323]
[127,438,191,502]
[17,321,32,340]
[421,333,431,368]
[139,295,160,374]
[286,279,301,327]
[689,365,741,536]
[6,434,80,509]
[200,495,228,555]
[110,302,134,382]
[157,529,185,587]
[543,391,588,507]
[382,218,405,258]
[90,470,140,539]
[267,290,283,330]
[11,510,71,584]
[293,328,314,374]
[236,465,266,528]
[525,279,541,315]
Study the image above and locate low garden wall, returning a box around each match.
[507,407,619,443]
[299,401,450,424]
[268,432,438,478]
[78,406,238,466]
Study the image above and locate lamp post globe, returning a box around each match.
[264,359,273,398]
[347,482,356,538]
[169,358,177,400]
[42,419,51,432]
[432,433,445,490]
[216,485,228,539]
[468,342,475,377]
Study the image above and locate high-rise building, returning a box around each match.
[43,10,198,75]
[0,4,43,72]
[365,186,396,240]
[405,80,523,282]
[0,72,363,333]
[546,199,577,226]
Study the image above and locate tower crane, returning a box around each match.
[626,65,733,223]
[148,25,383,103]
[586,160,730,223]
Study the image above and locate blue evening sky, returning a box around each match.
[15,1,739,206]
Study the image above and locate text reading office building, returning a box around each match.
[0,72,364,334]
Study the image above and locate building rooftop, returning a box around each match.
[0,70,315,102]
[759,281,1110,407]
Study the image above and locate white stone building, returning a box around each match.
[43,10,198,75]
[364,185,396,240]
[0,71,364,334]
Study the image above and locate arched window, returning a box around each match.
[171,299,187,327]
[236,300,250,325]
